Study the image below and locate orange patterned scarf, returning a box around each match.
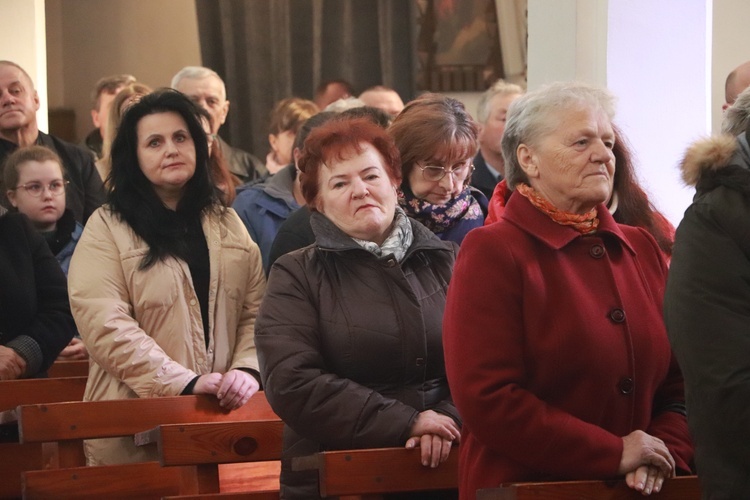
[515,183,599,234]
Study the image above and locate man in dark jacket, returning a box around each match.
[0,60,105,224]
[471,80,522,200]
[171,66,266,183]
[665,97,750,498]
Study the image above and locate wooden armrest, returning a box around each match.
[135,420,283,466]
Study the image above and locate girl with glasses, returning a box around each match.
[4,145,82,276]
[4,145,88,362]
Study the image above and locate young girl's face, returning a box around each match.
[7,160,67,231]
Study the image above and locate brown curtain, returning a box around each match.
[195,0,416,160]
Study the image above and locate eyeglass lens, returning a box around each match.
[19,181,67,197]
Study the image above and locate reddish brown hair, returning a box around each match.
[388,93,478,179]
[298,118,401,209]
[610,124,673,255]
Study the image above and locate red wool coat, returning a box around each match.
[443,193,692,498]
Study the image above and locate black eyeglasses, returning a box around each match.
[14,180,69,197]
[417,162,475,182]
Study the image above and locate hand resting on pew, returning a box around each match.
[405,409,460,469]
[193,369,259,410]
[619,430,676,495]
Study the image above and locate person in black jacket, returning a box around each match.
[665,92,750,499]
[257,118,460,499]
[0,60,105,224]
[0,210,76,378]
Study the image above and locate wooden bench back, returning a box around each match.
[22,461,195,499]
[0,375,87,413]
[19,393,281,499]
[19,392,276,443]
[293,447,459,497]
[46,359,89,378]
[476,476,702,499]
[18,392,276,468]
[0,376,87,498]
[162,492,280,500]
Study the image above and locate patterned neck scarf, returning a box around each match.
[515,183,599,234]
[353,207,413,262]
[398,185,483,235]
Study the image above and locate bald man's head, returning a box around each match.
[725,60,750,110]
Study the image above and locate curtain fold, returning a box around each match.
[196,0,415,160]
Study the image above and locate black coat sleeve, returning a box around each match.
[0,214,77,375]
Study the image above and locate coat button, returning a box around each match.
[190,299,197,306]
[609,308,625,323]
[589,244,605,258]
[415,358,425,366]
[384,258,397,268]
[618,377,634,394]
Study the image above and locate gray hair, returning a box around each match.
[502,81,616,189]
[170,66,226,100]
[722,86,750,136]
[324,96,366,113]
[476,79,524,124]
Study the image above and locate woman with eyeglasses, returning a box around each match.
[0,147,77,377]
[256,117,460,499]
[388,93,487,245]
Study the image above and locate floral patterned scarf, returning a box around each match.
[515,183,599,234]
[398,185,484,243]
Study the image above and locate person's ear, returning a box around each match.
[517,143,539,179]
[6,190,18,208]
[293,147,302,168]
[91,109,102,129]
[220,100,229,125]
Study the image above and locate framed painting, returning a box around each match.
[416,0,509,92]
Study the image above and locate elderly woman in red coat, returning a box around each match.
[443,82,693,499]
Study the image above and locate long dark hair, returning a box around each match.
[108,88,220,268]
[611,124,673,255]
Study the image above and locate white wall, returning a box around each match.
[46,0,201,142]
[607,0,710,226]
[711,0,750,132]
[1,0,49,131]
[527,0,711,226]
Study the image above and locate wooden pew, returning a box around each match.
[0,376,87,498]
[163,493,280,500]
[21,461,196,499]
[46,359,89,378]
[293,447,459,497]
[134,419,283,494]
[18,393,278,499]
[476,476,702,499]
[0,376,87,413]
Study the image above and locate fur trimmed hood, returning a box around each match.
[680,134,737,187]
